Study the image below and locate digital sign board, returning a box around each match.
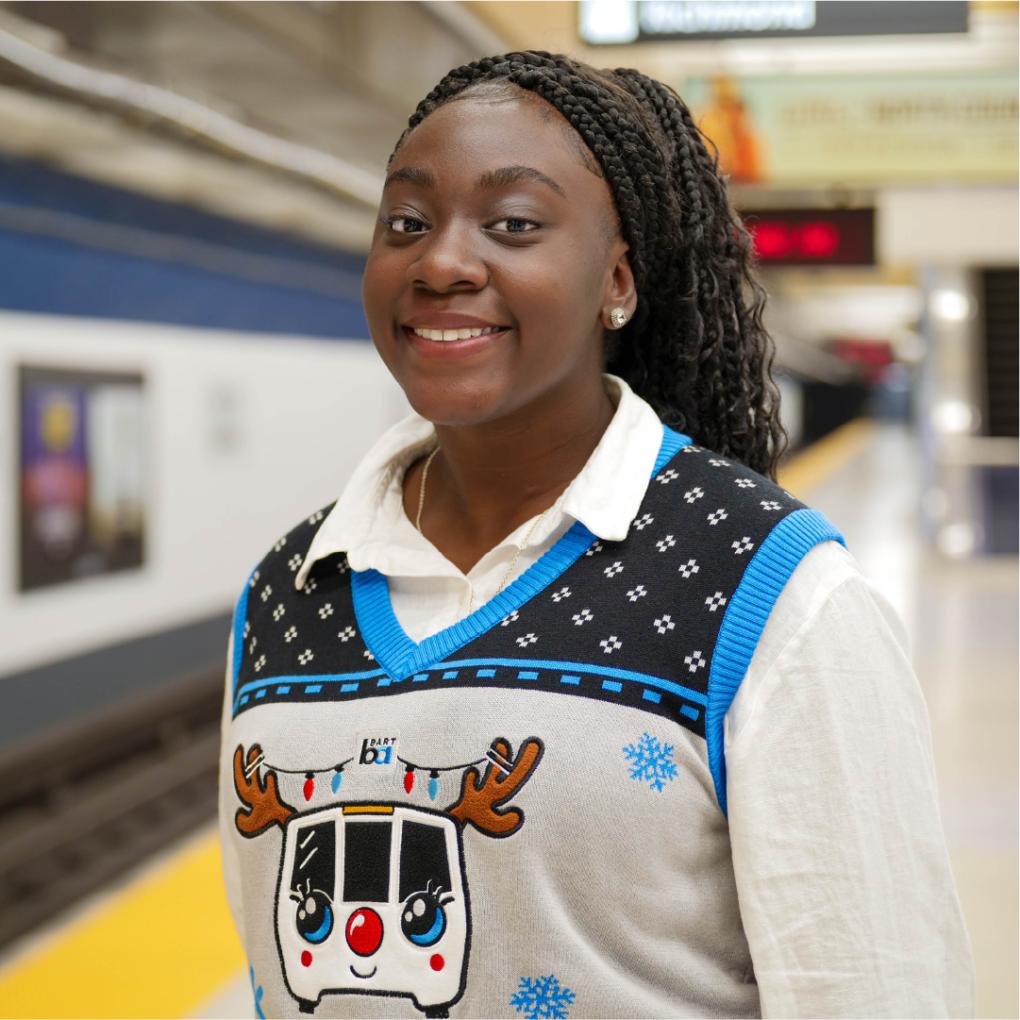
[740,208,875,266]
[579,1,968,45]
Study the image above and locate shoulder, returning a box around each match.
[654,433,797,502]
[743,540,868,674]
[239,500,340,602]
[728,541,914,740]
[650,433,842,550]
[643,433,852,813]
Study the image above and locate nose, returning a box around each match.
[345,907,384,956]
[409,222,487,293]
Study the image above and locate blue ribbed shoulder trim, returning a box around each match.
[707,508,846,816]
[653,424,692,474]
[231,565,258,698]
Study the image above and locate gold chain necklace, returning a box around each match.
[414,446,440,533]
[415,446,553,610]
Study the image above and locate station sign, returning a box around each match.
[739,208,875,266]
[579,1,968,45]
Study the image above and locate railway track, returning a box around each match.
[0,668,223,949]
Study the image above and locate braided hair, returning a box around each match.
[388,50,788,479]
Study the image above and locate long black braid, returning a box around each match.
[388,50,788,479]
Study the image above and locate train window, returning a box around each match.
[399,820,451,901]
[343,821,392,902]
[290,821,336,898]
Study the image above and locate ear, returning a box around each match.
[600,239,637,330]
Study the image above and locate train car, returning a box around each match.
[277,802,469,1016]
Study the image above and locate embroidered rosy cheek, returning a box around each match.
[301,950,312,967]
[430,954,444,971]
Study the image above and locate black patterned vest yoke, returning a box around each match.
[232,427,845,815]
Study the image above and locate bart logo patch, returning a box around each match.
[356,732,399,771]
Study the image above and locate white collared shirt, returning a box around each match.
[239,374,972,1017]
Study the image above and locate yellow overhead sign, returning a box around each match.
[683,72,1017,185]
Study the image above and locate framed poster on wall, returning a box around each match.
[18,364,146,592]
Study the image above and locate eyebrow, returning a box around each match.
[384,164,566,199]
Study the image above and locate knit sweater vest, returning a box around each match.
[224,425,844,1019]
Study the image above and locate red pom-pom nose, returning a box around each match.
[345,907,384,956]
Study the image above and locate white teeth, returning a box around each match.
[410,326,502,342]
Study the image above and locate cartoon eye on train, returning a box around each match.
[233,737,543,1018]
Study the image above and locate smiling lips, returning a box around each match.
[409,325,504,342]
[400,323,510,357]
[400,312,511,347]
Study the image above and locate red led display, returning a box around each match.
[741,208,875,266]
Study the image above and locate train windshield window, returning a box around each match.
[291,821,335,899]
[343,821,392,902]
[399,820,451,901]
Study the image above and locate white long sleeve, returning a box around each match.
[725,544,974,1018]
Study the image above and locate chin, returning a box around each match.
[403,379,510,429]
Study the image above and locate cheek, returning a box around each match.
[512,262,602,341]
[360,256,390,321]
[361,257,404,351]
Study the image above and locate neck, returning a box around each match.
[428,378,615,549]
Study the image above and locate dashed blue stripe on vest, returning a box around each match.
[232,656,707,726]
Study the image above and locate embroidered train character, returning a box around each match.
[233,737,543,1018]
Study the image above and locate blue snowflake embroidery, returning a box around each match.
[622,731,678,792]
[509,973,576,1018]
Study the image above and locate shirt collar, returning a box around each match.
[295,374,664,589]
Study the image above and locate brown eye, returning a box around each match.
[385,216,428,234]
[490,217,540,234]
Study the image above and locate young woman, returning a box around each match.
[219,51,972,1019]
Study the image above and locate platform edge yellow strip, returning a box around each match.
[778,418,876,498]
[0,831,244,1020]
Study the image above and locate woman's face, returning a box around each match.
[362,87,632,429]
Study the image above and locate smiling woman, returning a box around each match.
[364,84,630,567]
[218,50,973,1020]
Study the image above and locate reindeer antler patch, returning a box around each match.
[447,737,544,838]
[234,743,296,837]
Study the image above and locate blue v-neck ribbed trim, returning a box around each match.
[352,424,690,680]
[352,521,596,679]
